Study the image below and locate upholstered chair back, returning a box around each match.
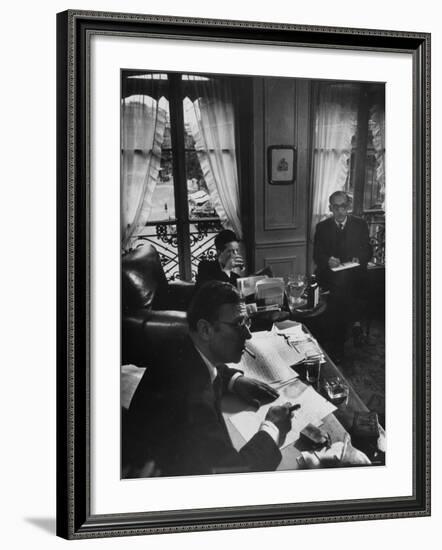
[122,244,169,313]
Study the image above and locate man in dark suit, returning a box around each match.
[313,191,372,361]
[126,281,293,477]
[195,229,244,289]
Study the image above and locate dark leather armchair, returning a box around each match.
[121,244,193,367]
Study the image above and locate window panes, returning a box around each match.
[183,96,222,222]
[122,71,238,281]
[182,93,224,280]
[147,104,177,222]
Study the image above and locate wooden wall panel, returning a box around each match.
[264,79,297,230]
[252,77,311,279]
[254,242,307,279]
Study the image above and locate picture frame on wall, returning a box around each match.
[56,9,430,540]
[268,146,296,185]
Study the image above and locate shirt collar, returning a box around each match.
[194,345,218,384]
[335,216,348,229]
[218,258,231,277]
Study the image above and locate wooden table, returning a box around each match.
[223,325,384,470]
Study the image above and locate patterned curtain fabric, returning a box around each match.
[368,103,386,210]
[311,83,359,234]
[121,86,167,251]
[184,77,242,238]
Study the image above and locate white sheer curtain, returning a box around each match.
[368,103,385,210]
[184,77,242,238]
[121,92,167,250]
[311,83,359,232]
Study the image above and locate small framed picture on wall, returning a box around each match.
[268,145,296,184]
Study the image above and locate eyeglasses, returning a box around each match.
[330,203,349,211]
[217,317,252,331]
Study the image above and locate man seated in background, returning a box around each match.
[126,281,294,477]
[313,191,372,362]
[196,229,244,289]
[196,228,273,292]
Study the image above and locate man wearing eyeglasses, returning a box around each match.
[313,191,372,362]
[127,281,293,477]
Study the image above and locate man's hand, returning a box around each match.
[227,254,245,271]
[234,376,279,408]
[219,249,245,271]
[328,256,341,269]
[232,253,245,269]
[265,402,294,444]
[230,254,245,275]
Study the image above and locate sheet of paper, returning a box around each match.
[330,261,360,272]
[229,382,336,447]
[296,338,324,361]
[228,331,302,384]
[274,324,305,340]
[121,364,146,409]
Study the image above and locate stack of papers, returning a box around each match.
[236,275,268,297]
[255,278,285,310]
[273,324,325,363]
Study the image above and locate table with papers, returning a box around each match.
[223,321,373,470]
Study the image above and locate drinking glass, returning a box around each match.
[323,377,349,406]
[286,274,307,311]
[304,356,321,387]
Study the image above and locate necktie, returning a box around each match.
[337,223,345,260]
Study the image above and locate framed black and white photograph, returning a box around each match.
[268,145,296,184]
[56,10,430,540]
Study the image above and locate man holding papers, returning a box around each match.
[313,191,372,361]
[127,281,293,477]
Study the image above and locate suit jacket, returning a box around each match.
[127,337,281,477]
[313,215,371,285]
[196,259,240,289]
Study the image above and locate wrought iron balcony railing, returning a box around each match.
[362,210,385,267]
[126,212,384,283]
[130,218,224,281]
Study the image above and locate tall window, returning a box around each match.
[310,81,385,265]
[121,72,243,280]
